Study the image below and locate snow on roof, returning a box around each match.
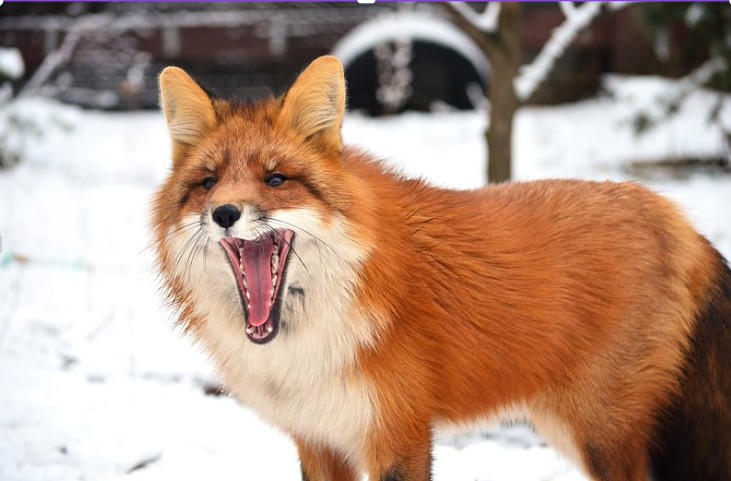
[331,11,490,80]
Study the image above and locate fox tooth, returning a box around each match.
[246,325,255,335]
[246,290,251,300]
[271,253,279,271]
[266,324,274,333]
[272,274,278,286]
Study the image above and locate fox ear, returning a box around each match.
[279,56,346,153]
[159,67,217,164]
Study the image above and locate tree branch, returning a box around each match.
[679,56,727,92]
[444,2,501,34]
[18,16,113,98]
[441,2,499,57]
[558,2,578,20]
[514,2,608,102]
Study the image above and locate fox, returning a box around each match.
[151,55,731,481]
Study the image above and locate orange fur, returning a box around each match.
[152,56,731,481]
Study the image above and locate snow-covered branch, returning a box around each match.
[514,2,608,101]
[558,2,578,20]
[662,56,728,120]
[679,56,728,93]
[607,2,632,12]
[447,2,501,34]
[605,56,729,137]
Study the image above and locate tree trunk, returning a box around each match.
[486,3,521,184]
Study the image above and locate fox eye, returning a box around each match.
[264,173,288,187]
[201,177,217,190]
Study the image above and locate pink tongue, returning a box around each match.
[242,238,275,327]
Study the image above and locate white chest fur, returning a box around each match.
[169,211,378,466]
[199,302,375,465]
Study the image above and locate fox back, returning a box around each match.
[152,56,731,481]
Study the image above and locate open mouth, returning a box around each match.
[220,230,295,344]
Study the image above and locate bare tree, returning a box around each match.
[443,2,629,183]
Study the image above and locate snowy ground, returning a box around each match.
[1,76,730,481]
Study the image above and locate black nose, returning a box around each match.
[212,204,241,229]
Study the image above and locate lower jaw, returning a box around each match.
[245,318,278,344]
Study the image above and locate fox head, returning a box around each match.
[152,56,377,346]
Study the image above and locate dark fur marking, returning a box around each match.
[288,286,305,297]
[650,253,731,481]
[299,177,330,208]
[179,192,189,208]
[380,442,433,481]
[585,443,611,480]
[584,442,645,481]
[380,469,404,481]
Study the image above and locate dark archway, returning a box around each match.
[345,40,486,116]
[333,11,489,117]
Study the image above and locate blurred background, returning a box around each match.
[2,2,723,108]
[1,3,730,481]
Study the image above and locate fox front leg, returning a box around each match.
[370,429,433,481]
[296,438,359,481]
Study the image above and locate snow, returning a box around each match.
[0,48,25,80]
[332,10,490,81]
[1,75,730,481]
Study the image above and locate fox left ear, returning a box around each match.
[279,56,346,153]
[159,66,218,165]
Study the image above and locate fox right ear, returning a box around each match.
[279,56,346,153]
[159,67,217,164]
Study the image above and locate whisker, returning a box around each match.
[141,217,204,255]
[203,237,211,275]
[183,229,209,285]
[260,224,311,277]
[262,217,339,255]
[173,227,204,281]
[185,234,202,283]
[262,217,348,270]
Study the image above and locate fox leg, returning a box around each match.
[369,428,433,481]
[295,438,359,481]
[582,442,649,481]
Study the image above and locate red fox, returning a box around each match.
[152,56,731,481]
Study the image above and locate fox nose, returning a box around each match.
[212,204,241,229]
